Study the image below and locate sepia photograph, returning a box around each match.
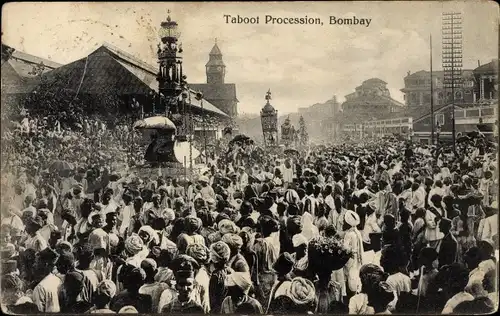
[0,1,498,314]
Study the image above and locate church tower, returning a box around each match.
[206,40,225,84]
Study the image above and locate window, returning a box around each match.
[435,113,445,125]
[423,93,431,103]
[438,92,443,99]
[456,91,463,99]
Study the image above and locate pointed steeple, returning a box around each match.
[206,39,225,84]
[206,39,225,67]
[209,38,223,56]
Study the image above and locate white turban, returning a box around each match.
[138,225,159,244]
[161,208,176,222]
[344,210,360,227]
[225,272,252,293]
[292,234,308,247]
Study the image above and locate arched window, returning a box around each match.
[438,92,444,99]
[455,91,463,99]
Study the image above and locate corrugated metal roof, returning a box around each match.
[32,45,228,117]
[10,50,62,70]
[1,60,46,94]
[4,50,61,81]
[100,42,157,74]
[40,51,155,95]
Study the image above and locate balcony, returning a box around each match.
[454,104,497,125]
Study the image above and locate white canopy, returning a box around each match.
[133,116,177,131]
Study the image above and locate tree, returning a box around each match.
[298,115,309,146]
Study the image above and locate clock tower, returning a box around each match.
[206,39,225,84]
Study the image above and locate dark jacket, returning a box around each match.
[438,232,458,268]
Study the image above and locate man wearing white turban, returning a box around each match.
[343,210,364,298]
[285,277,317,312]
[115,234,145,291]
[221,272,263,314]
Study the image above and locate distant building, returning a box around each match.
[473,59,498,102]
[400,69,476,107]
[342,78,403,116]
[190,42,239,119]
[349,60,499,144]
[335,78,404,138]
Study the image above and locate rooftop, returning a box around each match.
[474,59,498,75]
[209,43,223,56]
[189,83,238,102]
[362,78,387,85]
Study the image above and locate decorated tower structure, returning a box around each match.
[260,89,278,147]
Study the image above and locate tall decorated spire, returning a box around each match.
[260,89,278,147]
[157,10,186,101]
[206,38,225,84]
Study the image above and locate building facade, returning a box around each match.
[473,59,498,102]
[341,78,403,118]
[336,78,404,138]
[190,42,239,119]
[400,69,476,107]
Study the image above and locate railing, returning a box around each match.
[364,117,413,128]
[454,105,497,119]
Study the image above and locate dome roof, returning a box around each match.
[262,101,276,113]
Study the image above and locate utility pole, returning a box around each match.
[442,12,463,154]
[430,34,434,145]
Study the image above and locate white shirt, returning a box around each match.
[361,212,381,243]
[442,292,474,314]
[119,204,134,236]
[386,272,411,295]
[411,187,426,210]
[348,293,374,315]
[281,165,294,183]
[32,273,64,313]
[477,214,498,241]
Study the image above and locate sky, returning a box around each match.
[2,1,498,115]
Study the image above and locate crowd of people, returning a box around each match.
[1,112,499,314]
